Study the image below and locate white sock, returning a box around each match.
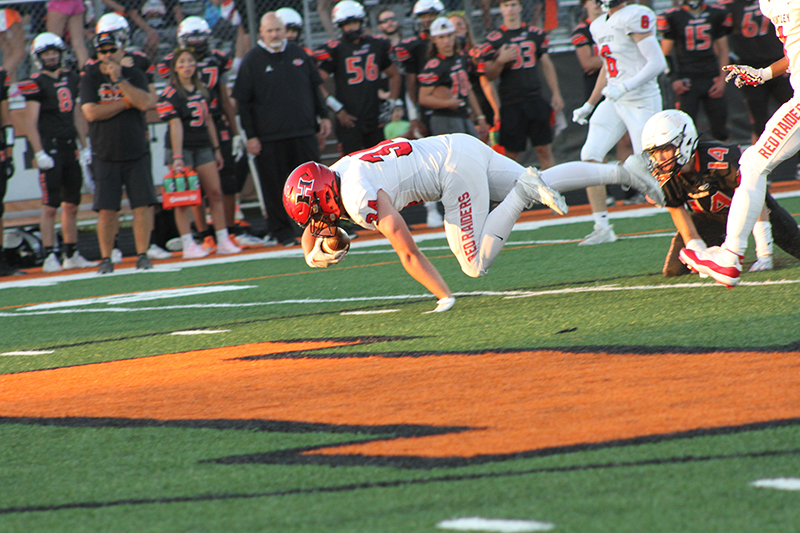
[474,190,528,275]
[593,211,610,230]
[425,202,438,213]
[752,220,773,257]
[540,161,621,192]
[181,233,195,250]
[724,165,767,255]
[215,228,230,244]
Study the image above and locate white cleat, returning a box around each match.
[42,252,63,273]
[579,224,617,246]
[424,296,456,314]
[63,252,99,270]
[515,167,568,215]
[182,241,209,259]
[217,236,242,255]
[679,245,742,287]
[111,248,123,264]
[233,232,266,248]
[146,244,173,260]
[749,255,773,272]
[622,154,665,207]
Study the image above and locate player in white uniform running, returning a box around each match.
[680,0,800,286]
[283,134,663,313]
[572,0,666,245]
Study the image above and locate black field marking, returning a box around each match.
[1,447,798,515]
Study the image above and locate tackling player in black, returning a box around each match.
[718,0,791,143]
[21,32,96,273]
[642,110,800,276]
[316,0,400,155]
[658,0,732,140]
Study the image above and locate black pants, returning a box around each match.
[663,194,800,276]
[253,134,320,244]
[679,76,728,141]
[335,122,385,156]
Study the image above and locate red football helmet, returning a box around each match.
[283,162,342,236]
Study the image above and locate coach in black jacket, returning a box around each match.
[233,11,332,246]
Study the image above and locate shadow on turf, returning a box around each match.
[1,446,798,515]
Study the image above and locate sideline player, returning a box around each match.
[680,0,800,286]
[315,0,401,155]
[282,134,664,313]
[21,33,96,272]
[642,110,800,276]
[658,0,732,141]
[572,0,666,245]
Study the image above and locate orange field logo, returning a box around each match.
[1,337,799,468]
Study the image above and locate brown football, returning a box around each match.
[321,227,351,253]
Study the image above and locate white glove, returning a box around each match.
[572,101,595,125]
[232,135,246,161]
[424,296,456,314]
[305,237,347,268]
[685,238,707,253]
[79,147,91,166]
[35,150,54,170]
[601,82,626,102]
[723,64,772,88]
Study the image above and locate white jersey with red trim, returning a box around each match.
[332,137,449,230]
[590,3,660,101]
[760,0,800,93]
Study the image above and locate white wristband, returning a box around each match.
[759,67,773,82]
[326,95,344,113]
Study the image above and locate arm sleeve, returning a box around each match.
[622,35,667,91]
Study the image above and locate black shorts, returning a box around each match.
[499,98,553,152]
[39,139,83,208]
[92,155,157,211]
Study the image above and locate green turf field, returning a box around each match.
[1,200,799,532]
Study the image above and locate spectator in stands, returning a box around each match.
[232,12,331,246]
[658,0,732,141]
[0,64,18,277]
[316,0,401,155]
[418,17,488,140]
[22,33,96,273]
[46,0,90,68]
[80,20,157,274]
[477,0,563,168]
[0,6,26,88]
[719,0,791,143]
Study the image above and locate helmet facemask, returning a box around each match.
[646,140,682,187]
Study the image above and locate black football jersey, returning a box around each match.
[393,35,429,75]
[158,49,231,117]
[477,25,549,104]
[315,36,393,125]
[718,0,784,67]
[658,5,732,77]
[571,19,600,98]
[157,84,213,149]
[19,70,79,140]
[662,141,741,215]
[418,52,471,117]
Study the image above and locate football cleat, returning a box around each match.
[621,154,665,207]
[136,254,153,271]
[146,244,173,260]
[579,224,617,246]
[182,241,208,259]
[217,236,242,255]
[97,257,114,274]
[63,252,98,270]
[201,235,217,254]
[515,167,568,215]
[233,232,265,248]
[43,252,63,272]
[424,296,455,314]
[679,245,742,287]
[111,248,123,264]
[749,255,773,272]
[165,237,183,252]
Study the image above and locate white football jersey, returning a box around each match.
[590,4,660,101]
[760,0,800,93]
[332,137,449,230]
